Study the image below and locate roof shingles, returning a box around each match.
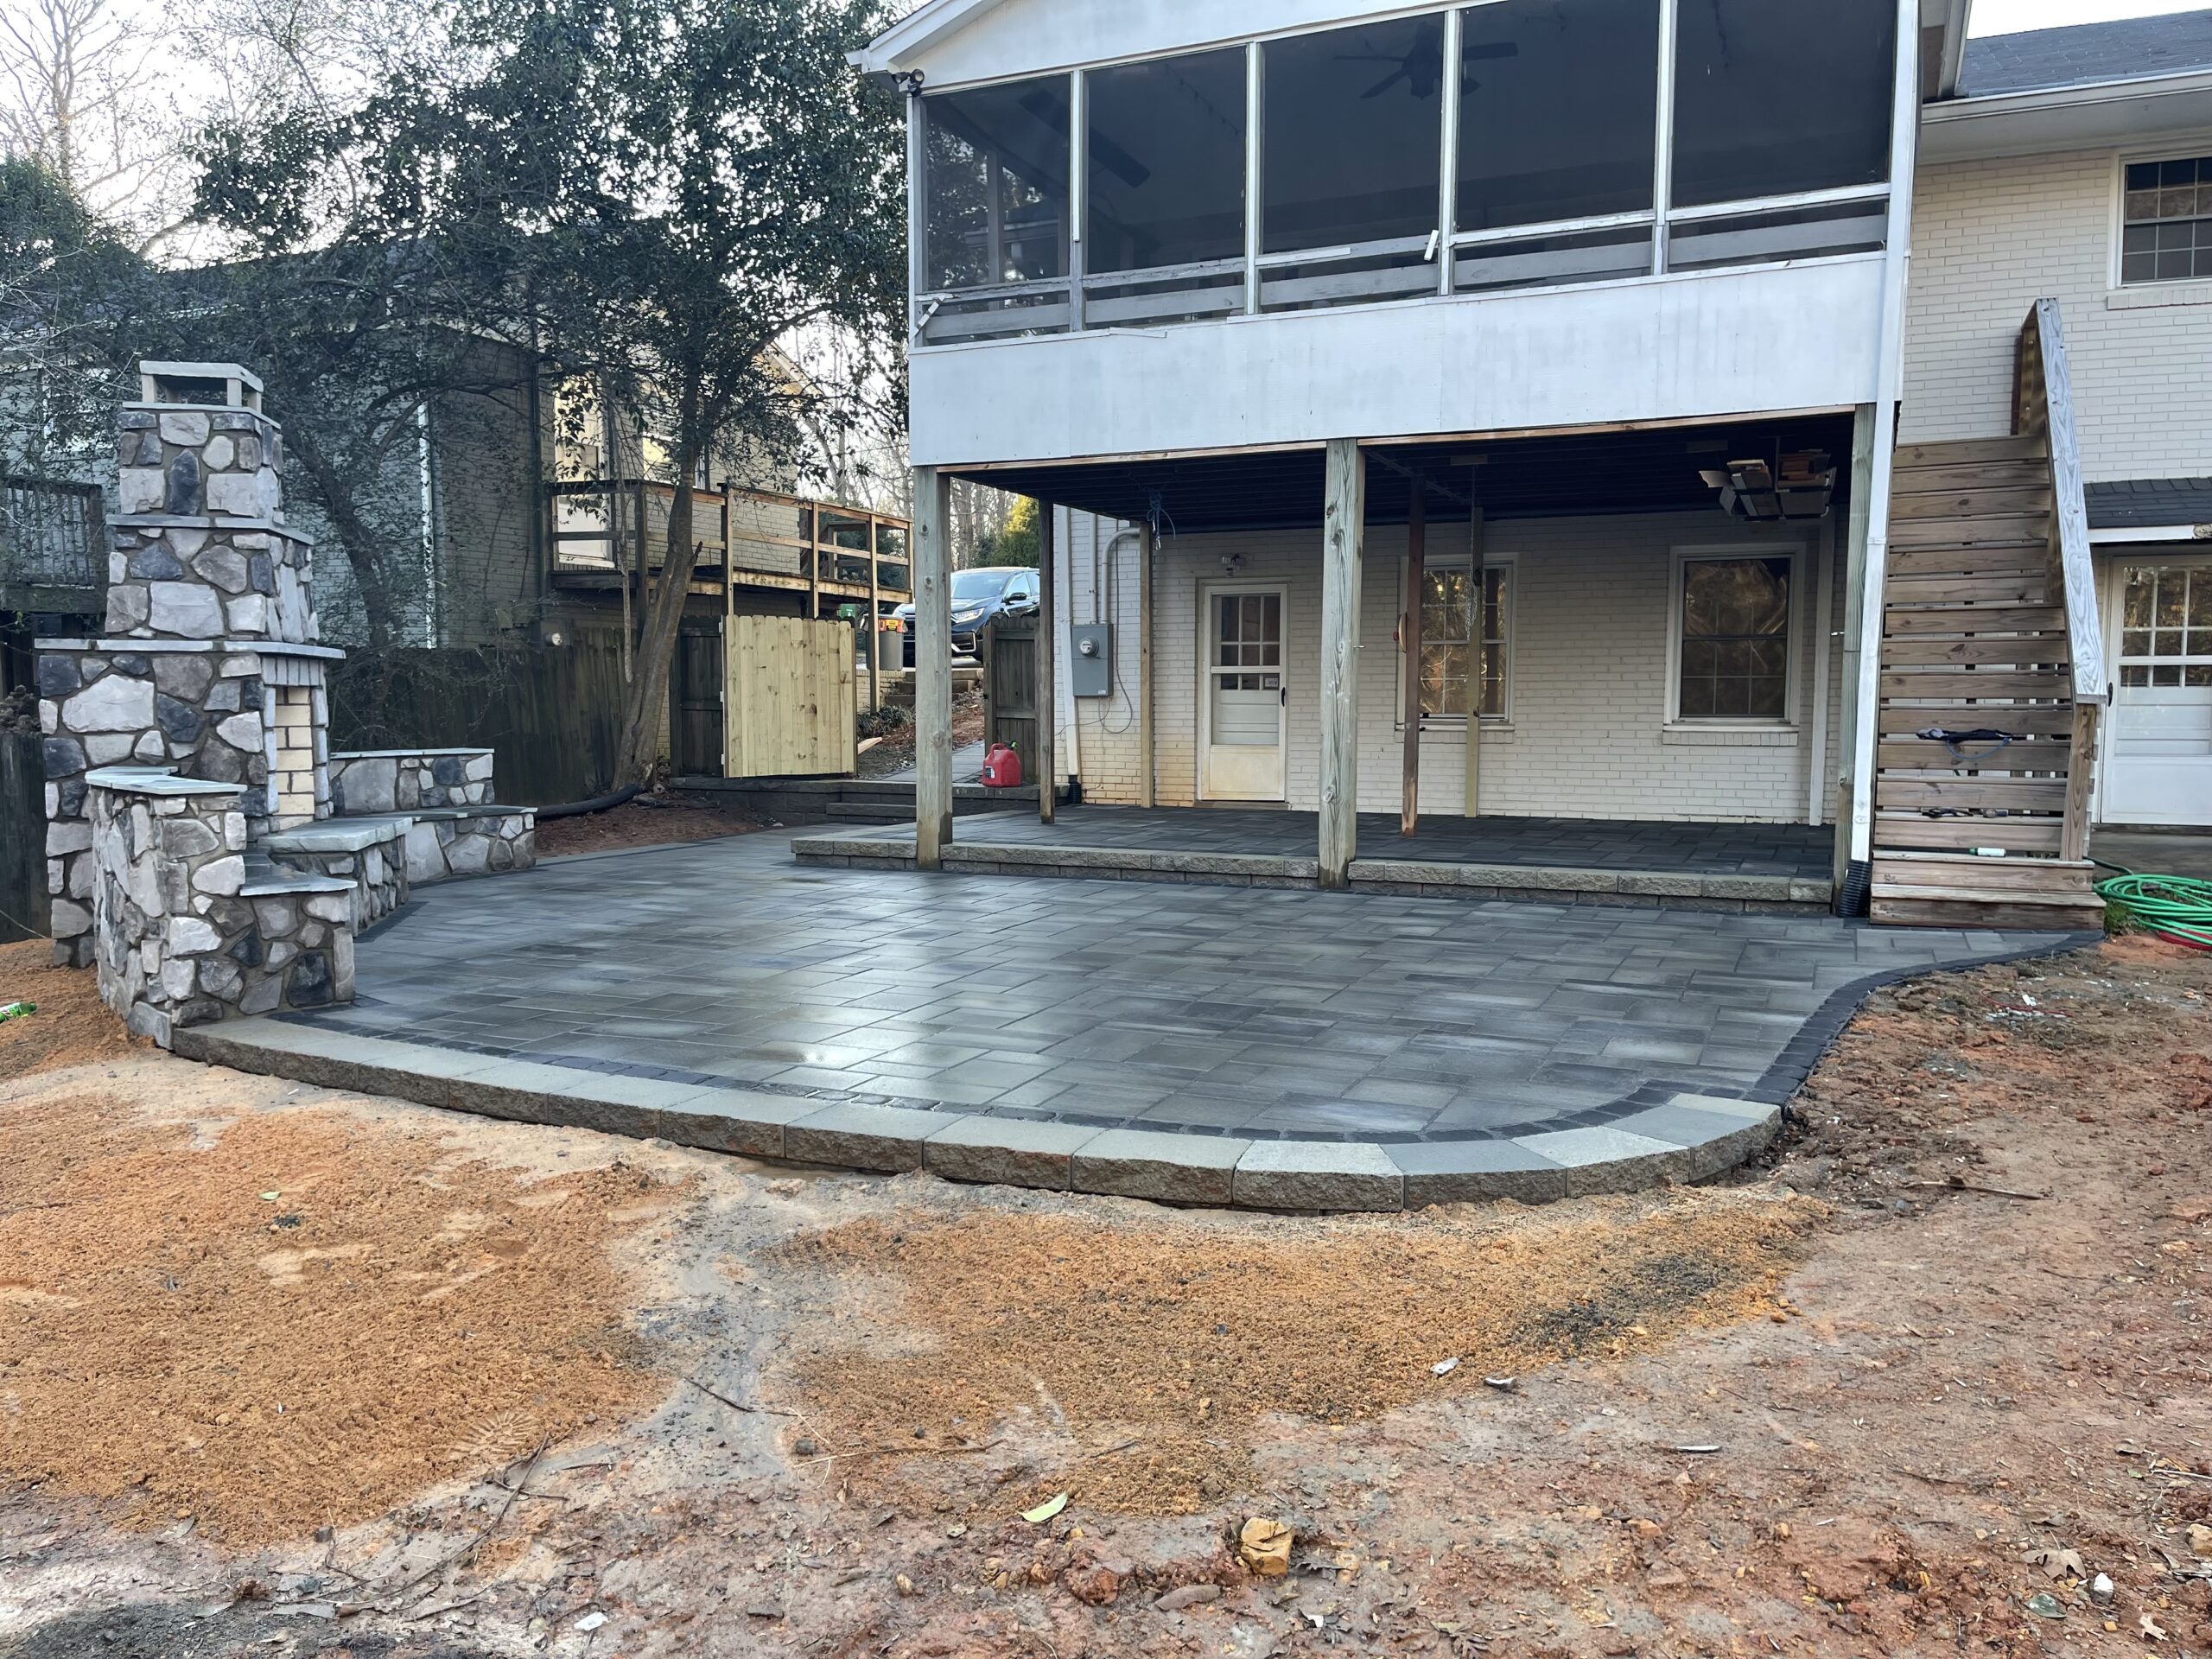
[1961,10,2212,97]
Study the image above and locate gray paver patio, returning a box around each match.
[289,830,2084,1143]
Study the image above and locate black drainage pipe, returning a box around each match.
[535,784,645,822]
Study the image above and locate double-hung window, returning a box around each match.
[2122,156,2212,286]
[1673,552,1795,722]
[1414,559,1511,721]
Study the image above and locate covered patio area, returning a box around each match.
[794,806,1836,911]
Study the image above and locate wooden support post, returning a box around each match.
[806,500,821,617]
[866,513,881,714]
[1319,438,1364,889]
[1039,500,1058,824]
[913,467,954,869]
[1139,521,1155,809]
[1401,480,1426,836]
[1464,506,1484,817]
[1834,404,1878,887]
[2062,699,2101,863]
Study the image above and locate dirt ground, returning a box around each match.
[1,935,2209,1658]
[857,690,988,779]
[533,795,772,858]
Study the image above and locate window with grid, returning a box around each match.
[1416,563,1510,720]
[2119,566,2212,686]
[2123,156,2212,285]
[1216,591,1282,690]
[1676,556,1791,720]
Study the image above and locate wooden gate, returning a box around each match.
[724,615,856,779]
[1,731,48,944]
[982,617,1040,768]
[671,622,724,778]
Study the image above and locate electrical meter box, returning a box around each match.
[1070,624,1114,698]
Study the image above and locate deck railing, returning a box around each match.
[550,480,911,601]
[2012,297,2107,862]
[0,475,104,599]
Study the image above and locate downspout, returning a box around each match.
[1845,0,1923,886]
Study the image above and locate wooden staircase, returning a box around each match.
[1868,302,2109,931]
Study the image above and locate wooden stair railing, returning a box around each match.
[1868,300,2110,929]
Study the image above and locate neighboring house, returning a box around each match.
[2,343,912,779]
[856,0,2212,925]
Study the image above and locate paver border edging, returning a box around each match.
[172,1018,1786,1211]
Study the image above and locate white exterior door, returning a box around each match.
[2105,560,2212,827]
[1199,583,1287,802]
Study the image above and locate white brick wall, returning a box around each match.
[1904,147,2212,480]
[1062,506,1847,825]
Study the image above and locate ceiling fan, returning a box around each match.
[1337,37,1517,101]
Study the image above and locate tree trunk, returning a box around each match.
[613,464,700,789]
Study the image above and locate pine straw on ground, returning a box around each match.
[0,938,141,1077]
[774,1190,1822,1516]
[0,1090,688,1545]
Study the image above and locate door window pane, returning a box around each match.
[924,78,1071,290]
[1456,0,1659,233]
[1678,556,1790,720]
[1088,48,1247,275]
[1671,0,1895,209]
[1263,16,1446,253]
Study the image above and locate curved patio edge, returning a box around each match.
[168,1020,1783,1211]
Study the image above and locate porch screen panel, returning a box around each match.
[923,77,1071,289]
[1670,0,1896,208]
[1679,557,1789,720]
[1455,0,1659,232]
[1088,49,1248,274]
[1262,16,1446,253]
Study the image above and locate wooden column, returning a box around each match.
[1834,404,1878,887]
[913,467,954,869]
[1039,500,1058,824]
[1401,479,1426,837]
[1464,506,1484,817]
[806,500,821,617]
[866,513,882,713]
[1139,521,1156,809]
[1319,438,1364,889]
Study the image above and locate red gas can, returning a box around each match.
[981,742,1024,789]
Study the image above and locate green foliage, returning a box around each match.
[975,495,1039,569]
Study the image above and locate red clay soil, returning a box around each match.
[533,794,771,857]
[0,938,142,1077]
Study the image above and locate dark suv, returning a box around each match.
[895,566,1040,667]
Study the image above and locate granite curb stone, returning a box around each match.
[784,1102,947,1172]
[1074,1128,1251,1206]
[924,1116,1099,1188]
[1232,1139,1406,1211]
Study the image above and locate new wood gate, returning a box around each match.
[724,615,857,778]
[982,616,1040,766]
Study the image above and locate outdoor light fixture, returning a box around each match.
[1701,450,1836,523]
[1222,553,1246,575]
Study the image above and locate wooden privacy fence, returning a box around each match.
[724,616,856,779]
[1,732,48,944]
[982,617,1041,768]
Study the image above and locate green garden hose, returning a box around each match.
[2094,866,2212,950]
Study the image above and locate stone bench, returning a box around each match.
[336,807,537,886]
[260,817,410,927]
[329,747,496,815]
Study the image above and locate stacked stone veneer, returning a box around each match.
[330,749,497,814]
[84,768,353,1044]
[41,359,537,1036]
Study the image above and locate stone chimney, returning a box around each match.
[110,362,319,645]
[39,360,344,965]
